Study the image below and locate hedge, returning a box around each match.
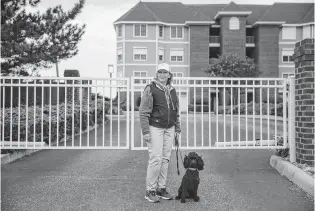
[1,100,111,150]
[216,102,287,117]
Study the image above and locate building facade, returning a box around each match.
[113,1,314,108]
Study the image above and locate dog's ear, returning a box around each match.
[197,156,204,170]
[183,155,189,169]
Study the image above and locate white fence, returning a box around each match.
[0,77,129,149]
[1,76,295,154]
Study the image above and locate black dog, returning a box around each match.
[175,152,204,203]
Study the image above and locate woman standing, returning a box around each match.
[139,63,181,203]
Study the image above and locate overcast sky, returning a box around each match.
[36,0,313,78]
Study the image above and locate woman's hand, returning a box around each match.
[143,134,151,143]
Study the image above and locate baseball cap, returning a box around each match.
[157,63,171,73]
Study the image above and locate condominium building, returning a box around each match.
[113,1,314,108]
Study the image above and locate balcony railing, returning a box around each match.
[209,36,220,43]
[246,36,254,44]
[209,36,254,44]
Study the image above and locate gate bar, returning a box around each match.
[288,76,296,163]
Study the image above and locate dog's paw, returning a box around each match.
[194,196,200,202]
[175,196,180,200]
[180,199,186,203]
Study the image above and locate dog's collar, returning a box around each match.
[187,168,198,171]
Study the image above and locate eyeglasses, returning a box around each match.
[157,71,169,75]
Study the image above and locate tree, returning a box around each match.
[205,54,261,78]
[204,54,261,104]
[1,0,86,76]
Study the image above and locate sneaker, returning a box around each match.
[157,188,173,200]
[145,190,160,203]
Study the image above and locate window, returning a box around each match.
[282,50,294,63]
[282,73,294,78]
[159,26,163,38]
[303,25,311,39]
[134,71,147,84]
[117,25,122,37]
[282,26,296,40]
[134,25,147,37]
[172,72,184,85]
[117,48,122,61]
[311,25,314,38]
[170,26,183,39]
[133,47,147,61]
[229,17,239,30]
[170,49,184,62]
[173,72,183,77]
[158,48,164,61]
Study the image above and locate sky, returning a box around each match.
[35,0,314,79]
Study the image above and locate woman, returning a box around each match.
[139,63,181,203]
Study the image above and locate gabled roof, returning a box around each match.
[240,5,270,25]
[114,1,159,23]
[114,1,314,25]
[221,1,248,12]
[144,2,211,23]
[185,4,226,21]
[257,3,314,24]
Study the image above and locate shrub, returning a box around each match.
[188,105,210,112]
[195,98,209,105]
[1,101,110,148]
[274,136,289,158]
[216,102,287,117]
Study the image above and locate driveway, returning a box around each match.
[1,148,314,211]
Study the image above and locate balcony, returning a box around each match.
[209,36,220,47]
[246,36,254,43]
[246,36,255,47]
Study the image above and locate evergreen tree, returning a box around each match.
[1,0,86,76]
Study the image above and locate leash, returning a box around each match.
[175,135,184,175]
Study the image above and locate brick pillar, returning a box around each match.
[293,38,314,166]
[64,69,80,104]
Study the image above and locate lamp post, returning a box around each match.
[108,64,114,100]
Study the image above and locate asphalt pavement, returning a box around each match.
[1,148,314,211]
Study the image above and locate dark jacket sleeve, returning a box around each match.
[139,85,153,136]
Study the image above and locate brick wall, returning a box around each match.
[190,25,209,77]
[294,38,314,166]
[254,25,279,77]
[220,16,246,60]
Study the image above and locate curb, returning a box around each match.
[1,125,97,166]
[1,149,44,165]
[270,155,314,197]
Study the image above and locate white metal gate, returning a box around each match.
[0,76,130,149]
[1,76,295,152]
[131,77,295,151]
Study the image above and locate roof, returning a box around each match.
[221,1,248,12]
[143,2,211,23]
[257,3,314,24]
[300,6,314,23]
[115,2,159,22]
[114,1,314,25]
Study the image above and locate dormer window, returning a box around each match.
[229,17,239,30]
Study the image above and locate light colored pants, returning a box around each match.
[146,125,175,191]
